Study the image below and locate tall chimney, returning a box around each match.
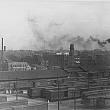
[69,44,74,56]
[68,44,74,66]
[4,46,6,51]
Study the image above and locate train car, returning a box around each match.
[41,86,69,102]
[43,89,68,102]
[27,87,43,98]
[81,89,110,98]
[15,81,33,89]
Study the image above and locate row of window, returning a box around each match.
[9,64,28,67]
[9,68,31,71]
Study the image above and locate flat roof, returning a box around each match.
[0,69,66,81]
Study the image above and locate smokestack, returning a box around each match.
[68,44,74,66]
[69,44,74,56]
[4,46,6,51]
[2,38,3,52]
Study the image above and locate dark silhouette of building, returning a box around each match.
[68,44,74,66]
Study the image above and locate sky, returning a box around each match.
[0,0,110,50]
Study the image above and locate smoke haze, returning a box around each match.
[0,1,110,50]
[28,16,110,50]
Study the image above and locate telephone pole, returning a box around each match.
[15,78,18,100]
[1,38,3,71]
[74,88,76,110]
[57,72,60,110]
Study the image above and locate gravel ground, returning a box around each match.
[2,94,110,110]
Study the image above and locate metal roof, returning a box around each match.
[82,64,110,72]
[0,69,66,81]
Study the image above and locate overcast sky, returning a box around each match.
[0,0,110,50]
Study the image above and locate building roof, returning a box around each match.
[8,62,28,65]
[64,64,87,73]
[83,65,110,72]
[0,68,66,81]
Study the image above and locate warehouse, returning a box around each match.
[27,86,81,102]
[0,68,66,81]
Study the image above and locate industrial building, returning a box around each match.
[0,43,110,109]
[8,62,31,71]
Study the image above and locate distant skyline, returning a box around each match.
[0,0,110,50]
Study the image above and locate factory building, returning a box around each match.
[42,44,80,68]
[8,62,31,71]
[68,44,74,66]
[42,54,66,68]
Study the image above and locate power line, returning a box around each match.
[0,76,68,82]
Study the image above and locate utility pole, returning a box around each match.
[1,38,3,71]
[15,78,18,100]
[57,72,60,110]
[73,88,76,110]
[87,73,89,89]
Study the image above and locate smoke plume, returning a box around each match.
[28,17,110,50]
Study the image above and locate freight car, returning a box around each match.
[27,87,43,98]
[27,86,81,102]
[42,89,68,102]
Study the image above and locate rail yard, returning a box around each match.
[0,43,110,110]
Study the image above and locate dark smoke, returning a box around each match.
[89,36,106,47]
[106,38,110,43]
[27,16,110,50]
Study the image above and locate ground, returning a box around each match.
[2,94,110,110]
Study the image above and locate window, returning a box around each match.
[64,91,68,97]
